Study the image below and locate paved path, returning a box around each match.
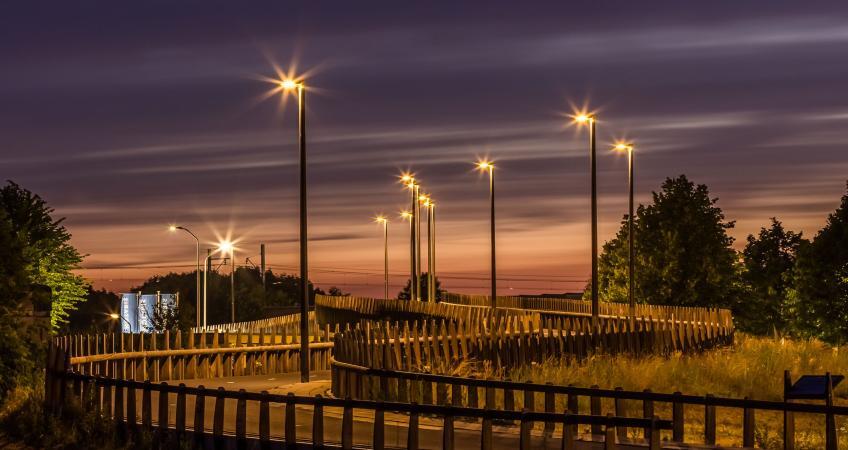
[129,373,700,449]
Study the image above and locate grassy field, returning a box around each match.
[508,334,848,449]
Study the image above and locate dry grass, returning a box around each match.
[507,334,848,449]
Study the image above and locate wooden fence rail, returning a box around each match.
[331,315,733,374]
[444,293,734,329]
[54,323,334,383]
[45,345,671,450]
[331,362,845,450]
[192,310,319,334]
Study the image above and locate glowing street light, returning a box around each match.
[278,75,311,382]
[476,160,497,309]
[572,111,599,325]
[615,142,636,316]
[374,216,389,300]
[108,312,132,331]
[169,225,201,328]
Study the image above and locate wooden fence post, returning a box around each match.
[562,410,575,450]
[213,387,226,449]
[175,383,186,441]
[157,382,169,447]
[126,382,137,437]
[544,382,555,436]
[373,401,385,450]
[704,393,716,445]
[614,387,627,442]
[649,416,661,450]
[236,389,247,449]
[443,414,455,450]
[642,389,654,439]
[312,394,324,448]
[407,404,419,450]
[672,391,684,442]
[341,398,353,450]
[519,409,531,450]
[141,380,152,430]
[481,409,493,450]
[113,381,125,442]
[605,413,617,450]
[258,391,270,450]
[743,397,755,448]
[193,385,206,448]
[285,393,297,449]
[826,372,836,450]
[590,385,602,435]
[783,370,795,450]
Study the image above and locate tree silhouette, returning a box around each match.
[738,219,805,335]
[791,183,848,343]
[397,272,445,301]
[0,181,88,328]
[594,175,739,308]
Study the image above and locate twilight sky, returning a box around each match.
[3,2,848,297]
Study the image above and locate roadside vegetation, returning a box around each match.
[511,334,848,449]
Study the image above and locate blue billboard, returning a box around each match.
[119,292,178,333]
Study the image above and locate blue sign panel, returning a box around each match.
[139,294,157,333]
[120,293,138,333]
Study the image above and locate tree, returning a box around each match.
[790,183,848,343]
[398,273,445,301]
[595,175,740,308]
[327,286,350,296]
[738,219,805,335]
[0,208,40,401]
[0,181,88,329]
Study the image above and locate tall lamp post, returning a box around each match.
[574,113,599,326]
[615,142,636,317]
[400,210,414,299]
[421,195,437,302]
[169,225,201,328]
[402,175,421,301]
[375,216,389,300]
[279,77,311,383]
[202,241,232,328]
[476,160,497,310]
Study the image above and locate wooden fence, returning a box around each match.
[332,315,733,375]
[331,362,844,450]
[54,324,334,383]
[44,344,672,450]
[444,293,733,328]
[192,310,318,334]
[315,294,539,329]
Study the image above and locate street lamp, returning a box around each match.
[375,216,389,300]
[476,160,497,310]
[401,174,421,301]
[420,195,437,302]
[615,142,636,317]
[109,312,132,332]
[573,112,599,326]
[169,225,201,328]
[279,76,311,383]
[202,240,232,329]
[400,209,414,300]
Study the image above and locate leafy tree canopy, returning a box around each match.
[0,181,88,329]
[790,183,848,343]
[595,175,740,308]
[398,272,446,301]
[738,219,805,335]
